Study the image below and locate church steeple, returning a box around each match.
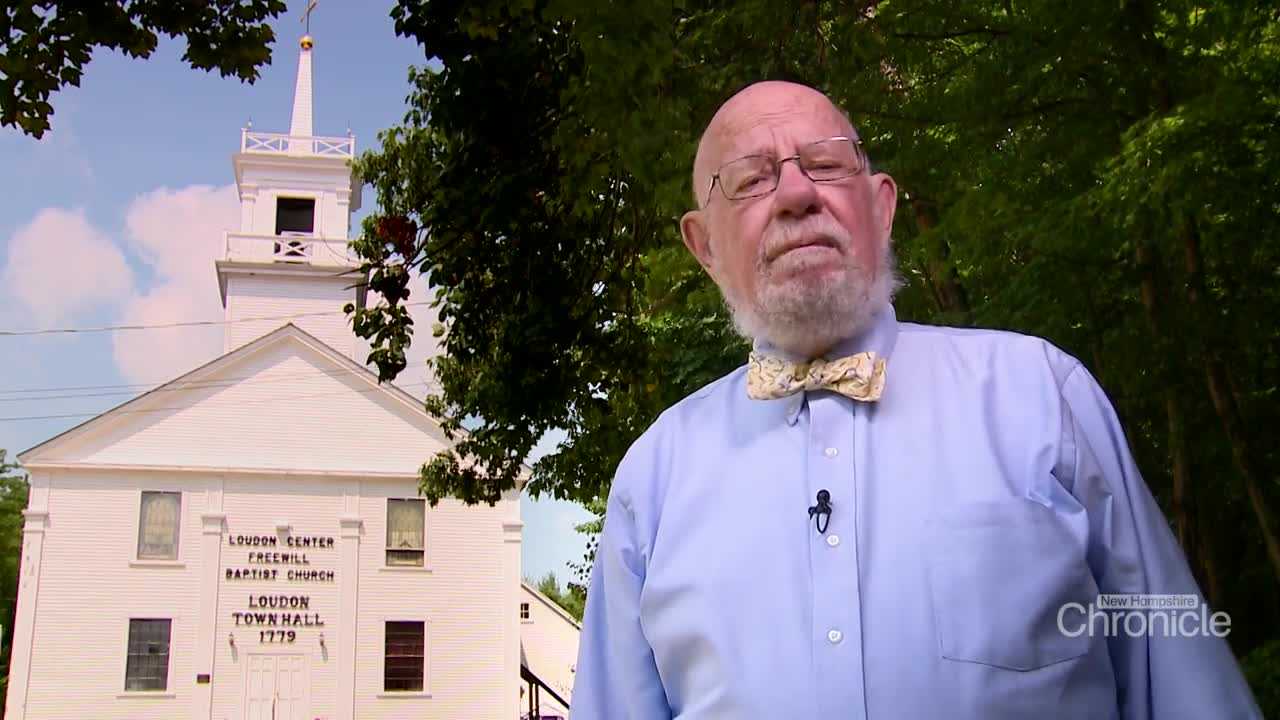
[218,24,366,358]
[288,35,314,145]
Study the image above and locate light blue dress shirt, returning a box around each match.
[572,305,1261,719]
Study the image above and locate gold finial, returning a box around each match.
[300,35,314,49]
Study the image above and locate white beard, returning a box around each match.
[719,216,901,358]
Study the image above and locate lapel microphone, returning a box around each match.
[809,489,832,534]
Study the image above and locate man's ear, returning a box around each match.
[870,173,898,253]
[680,209,716,274]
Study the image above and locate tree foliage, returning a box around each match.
[531,571,586,623]
[351,0,1280,673]
[0,450,29,709]
[1,0,287,137]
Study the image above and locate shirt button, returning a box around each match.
[827,629,843,644]
[823,447,838,458]
[826,534,840,547]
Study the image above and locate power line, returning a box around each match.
[0,364,440,402]
[0,380,159,395]
[0,302,431,337]
[0,379,436,423]
[0,360,427,396]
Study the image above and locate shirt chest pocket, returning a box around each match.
[927,499,1097,671]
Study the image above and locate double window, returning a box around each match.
[384,621,425,692]
[386,498,425,567]
[137,491,180,560]
[125,618,171,691]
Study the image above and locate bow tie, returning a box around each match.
[746,351,886,402]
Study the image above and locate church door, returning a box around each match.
[244,654,309,720]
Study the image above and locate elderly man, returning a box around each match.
[570,81,1260,719]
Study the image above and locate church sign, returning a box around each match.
[228,534,335,548]
[224,530,337,583]
[224,530,336,644]
[233,595,326,644]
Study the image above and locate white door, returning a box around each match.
[244,654,309,720]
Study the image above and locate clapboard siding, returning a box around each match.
[22,470,208,719]
[354,481,513,718]
[225,274,359,356]
[38,331,448,475]
[15,468,519,719]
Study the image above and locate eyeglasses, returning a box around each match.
[704,136,867,207]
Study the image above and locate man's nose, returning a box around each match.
[772,158,820,218]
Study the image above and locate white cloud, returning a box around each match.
[123,185,235,281]
[4,184,438,394]
[110,185,238,384]
[0,207,133,326]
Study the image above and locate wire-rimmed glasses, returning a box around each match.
[704,136,867,207]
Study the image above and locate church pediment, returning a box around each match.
[20,324,452,477]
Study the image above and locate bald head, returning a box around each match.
[678,79,898,359]
[692,81,859,207]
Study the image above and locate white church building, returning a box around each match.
[5,31,577,720]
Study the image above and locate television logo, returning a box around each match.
[1057,594,1231,638]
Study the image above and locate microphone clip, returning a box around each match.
[808,489,832,534]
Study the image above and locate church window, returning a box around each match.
[384,621,425,692]
[124,618,171,691]
[520,602,531,620]
[386,498,425,567]
[137,491,180,560]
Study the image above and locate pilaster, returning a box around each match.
[335,499,362,720]
[238,183,258,233]
[193,480,225,718]
[5,499,50,720]
[502,516,524,719]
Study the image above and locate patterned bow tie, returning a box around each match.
[746,351,886,402]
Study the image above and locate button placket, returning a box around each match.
[806,393,866,718]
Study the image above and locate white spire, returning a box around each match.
[288,35,314,142]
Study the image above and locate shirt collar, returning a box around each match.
[750,303,900,425]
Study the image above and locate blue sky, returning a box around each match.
[0,1,592,586]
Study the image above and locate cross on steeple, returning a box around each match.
[302,0,318,34]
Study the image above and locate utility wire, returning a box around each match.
[0,359,431,396]
[0,301,431,337]
[0,361,435,394]
[0,379,436,423]
[0,363,438,401]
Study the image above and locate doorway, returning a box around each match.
[244,654,309,720]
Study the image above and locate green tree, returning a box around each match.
[1243,639,1280,719]
[1,0,287,138]
[351,0,1279,677]
[0,450,29,713]
[530,572,585,623]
